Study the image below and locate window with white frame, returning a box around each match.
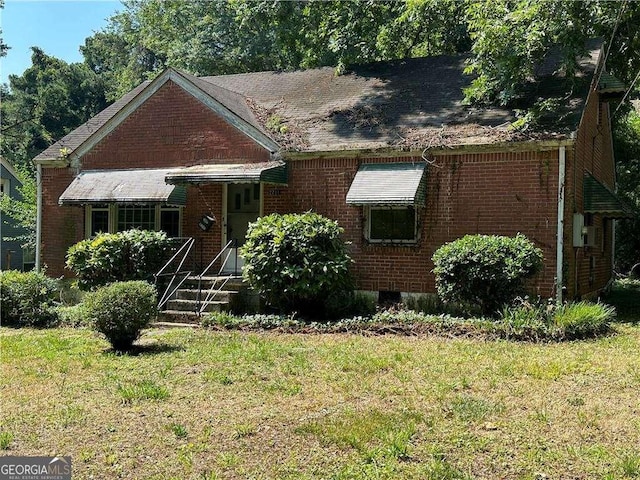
[85,204,182,238]
[367,206,418,243]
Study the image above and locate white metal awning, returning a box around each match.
[165,161,287,184]
[346,162,427,206]
[59,168,186,205]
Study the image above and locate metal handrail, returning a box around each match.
[154,237,195,311]
[196,239,237,315]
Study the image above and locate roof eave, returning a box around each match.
[283,137,577,160]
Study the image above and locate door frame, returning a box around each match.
[221,182,264,273]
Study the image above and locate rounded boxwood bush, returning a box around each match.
[432,233,543,316]
[0,270,59,327]
[84,281,157,350]
[240,212,353,317]
[66,229,171,290]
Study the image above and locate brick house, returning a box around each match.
[35,40,631,302]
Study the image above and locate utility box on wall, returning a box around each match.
[573,213,598,248]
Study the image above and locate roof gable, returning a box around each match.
[35,68,278,163]
[0,158,22,184]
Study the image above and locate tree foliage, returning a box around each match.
[1,48,108,171]
[0,167,36,250]
[614,109,640,273]
[79,0,471,100]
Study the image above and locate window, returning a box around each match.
[117,205,155,232]
[90,205,110,236]
[0,178,8,196]
[85,205,182,238]
[367,206,417,243]
[160,208,181,238]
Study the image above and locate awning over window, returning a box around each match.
[346,162,427,206]
[584,173,634,218]
[165,161,287,185]
[59,168,186,205]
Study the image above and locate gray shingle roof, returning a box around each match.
[35,40,604,161]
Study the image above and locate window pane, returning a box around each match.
[370,208,415,241]
[160,209,180,237]
[91,210,110,236]
[117,205,155,231]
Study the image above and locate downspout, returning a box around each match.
[35,163,42,272]
[556,146,566,304]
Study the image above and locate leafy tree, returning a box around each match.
[613,109,640,273]
[1,48,108,171]
[0,0,8,58]
[80,0,470,99]
[0,168,36,250]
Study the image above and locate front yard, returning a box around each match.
[2,321,640,479]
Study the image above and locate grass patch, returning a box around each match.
[0,431,14,450]
[2,314,640,478]
[116,379,169,404]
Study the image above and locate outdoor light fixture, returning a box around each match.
[198,214,216,232]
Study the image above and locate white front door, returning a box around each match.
[223,183,261,274]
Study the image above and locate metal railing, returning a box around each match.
[195,239,238,315]
[154,237,196,311]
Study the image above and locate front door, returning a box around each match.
[223,183,261,274]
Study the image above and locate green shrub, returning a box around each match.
[432,233,543,316]
[84,281,157,350]
[324,291,377,320]
[55,304,88,328]
[66,229,171,290]
[240,212,353,317]
[0,270,59,327]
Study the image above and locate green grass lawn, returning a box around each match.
[2,320,640,479]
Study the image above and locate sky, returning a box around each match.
[1,0,122,84]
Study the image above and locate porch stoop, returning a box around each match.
[157,276,251,325]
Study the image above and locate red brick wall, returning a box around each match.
[81,81,270,169]
[41,80,270,275]
[567,88,616,299]
[268,151,560,297]
[182,184,224,272]
[40,167,84,276]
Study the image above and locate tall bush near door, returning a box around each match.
[240,212,353,318]
[432,233,543,317]
[66,229,171,290]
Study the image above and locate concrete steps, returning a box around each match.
[158,275,254,323]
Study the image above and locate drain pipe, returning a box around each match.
[35,162,43,272]
[555,146,566,304]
